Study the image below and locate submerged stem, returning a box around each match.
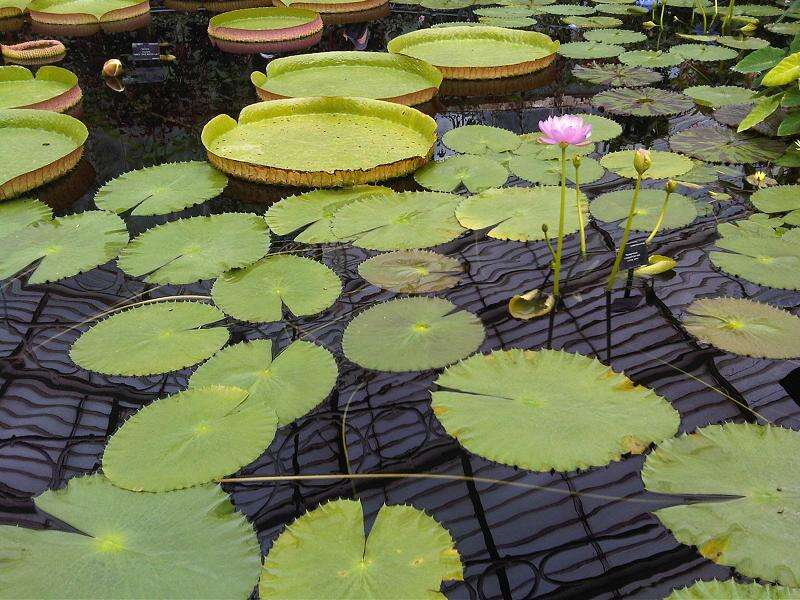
[646,187,673,244]
[553,144,567,298]
[606,174,642,291]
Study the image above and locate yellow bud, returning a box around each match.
[642,20,657,29]
[102,58,123,78]
[665,179,678,194]
[633,148,652,175]
[739,22,757,32]
[572,155,582,168]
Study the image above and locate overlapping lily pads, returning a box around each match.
[211,255,341,323]
[414,154,508,193]
[0,197,51,238]
[682,297,800,359]
[590,188,698,231]
[442,124,521,154]
[70,301,229,376]
[600,150,694,179]
[456,186,587,241]
[117,213,270,284]
[342,297,485,371]
[571,62,662,86]
[259,499,463,598]
[592,87,693,116]
[0,211,128,284]
[0,65,80,111]
[190,339,337,426]
[682,85,756,108]
[0,475,261,599]
[669,43,738,62]
[643,423,800,587]
[514,133,595,159]
[94,161,228,216]
[358,250,462,293]
[509,155,605,185]
[669,127,786,164]
[431,349,680,471]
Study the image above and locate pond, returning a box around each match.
[0,1,799,598]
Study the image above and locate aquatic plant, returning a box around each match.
[737,49,800,137]
[646,179,678,242]
[357,250,462,293]
[413,154,508,193]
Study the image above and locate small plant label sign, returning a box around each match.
[620,238,649,270]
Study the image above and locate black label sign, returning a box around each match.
[131,43,160,62]
[620,238,649,270]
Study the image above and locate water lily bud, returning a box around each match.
[102,59,123,78]
[642,20,657,29]
[739,22,757,32]
[541,223,549,235]
[633,148,652,175]
[665,179,678,193]
[572,154,582,168]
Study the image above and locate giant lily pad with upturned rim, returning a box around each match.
[208,7,323,54]
[272,0,387,17]
[358,250,462,293]
[387,26,559,80]
[590,188,698,231]
[0,108,87,200]
[27,0,150,24]
[250,51,442,105]
[342,296,485,372]
[643,423,800,587]
[571,62,662,86]
[201,97,437,188]
[0,475,262,599]
[669,127,786,164]
[0,65,81,112]
[591,86,693,116]
[600,149,694,179]
[431,349,680,472]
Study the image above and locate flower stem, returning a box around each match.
[646,187,672,244]
[722,0,734,31]
[606,174,642,291]
[553,144,567,299]
[574,161,586,258]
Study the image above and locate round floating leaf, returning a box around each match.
[442,125,522,154]
[259,499,463,598]
[538,3,596,14]
[590,188,698,231]
[682,297,800,359]
[432,349,680,471]
[558,41,624,58]
[104,386,278,492]
[678,161,740,183]
[571,113,623,141]
[682,85,756,107]
[70,302,229,377]
[619,49,684,67]
[514,133,595,159]
[508,155,605,185]
[571,62,662,86]
[600,150,694,179]
[94,162,228,216]
[666,580,797,600]
[583,28,646,44]
[594,3,644,13]
[190,339,337,427]
[0,197,51,238]
[751,185,800,213]
[358,250,462,293]
[342,297,485,372]
[478,15,537,27]
[716,35,770,50]
[212,255,341,323]
[0,475,261,599]
[0,211,128,284]
[456,186,587,241]
[118,213,270,285]
[669,43,738,62]
[591,87,694,116]
[414,154,508,193]
[330,191,465,251]
[732,3,783,16]
[710,218,800,290]
[474,5,534,16]
[765,21,800,36]
[669,127,787,164]
[265,186,392,244]
[643,423,800,587]
[562,15,622,27]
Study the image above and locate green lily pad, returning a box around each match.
[669,43,739,62]
[342,296,485,372]
[710,218,800,290]
[562,15,622,27]
[594,2,643,13]
[70,301,229,376]
[190,339,337,427]
[0,475,261,599]
[643,423,800,587]
[583,28,646,44]
[211,255,341,323]
[103,386,278,492]
[678,161,740,183]
[456,186,587,241]
[619,49,685,67]
[571,113,623,141]
[0,211,128,284]
[358,250,462,293]
[418,0,474,8]
[432,349,680,471]
[474,5,534,16]
[558,41,624,58]
[716,35,770,50]
[514,133,595,159]
[478,15,537,27]
[682,297,800,359]
[733,47,787,74]
[537,3,595,14]
[732,3,783,16]
[766,21,800,36]
[0,197,51,238]
[94,162,228,216]
[117,213,270,285]
[682,85,756,107]
[330,191,466,251]
[508,155,605,185]
[260,499,463,598]
[265,186,392,244]
[414,154,508,193]
[591,86,693,116]
[590,188,698,231]
[0,65,78,111]
[752,185,800,213]
[571,62,662,86]
[669,127,787,164]
[600,150,694,179]
[442,124,521,154]
[666,580,798,600]
[27,0,148,19]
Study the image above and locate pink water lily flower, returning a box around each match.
[537,115,592,147]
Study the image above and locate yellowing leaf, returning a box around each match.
[763,51,800,86]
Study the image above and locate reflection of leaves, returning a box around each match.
[669,127,786,164]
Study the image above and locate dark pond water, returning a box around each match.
[2,6,800,599]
